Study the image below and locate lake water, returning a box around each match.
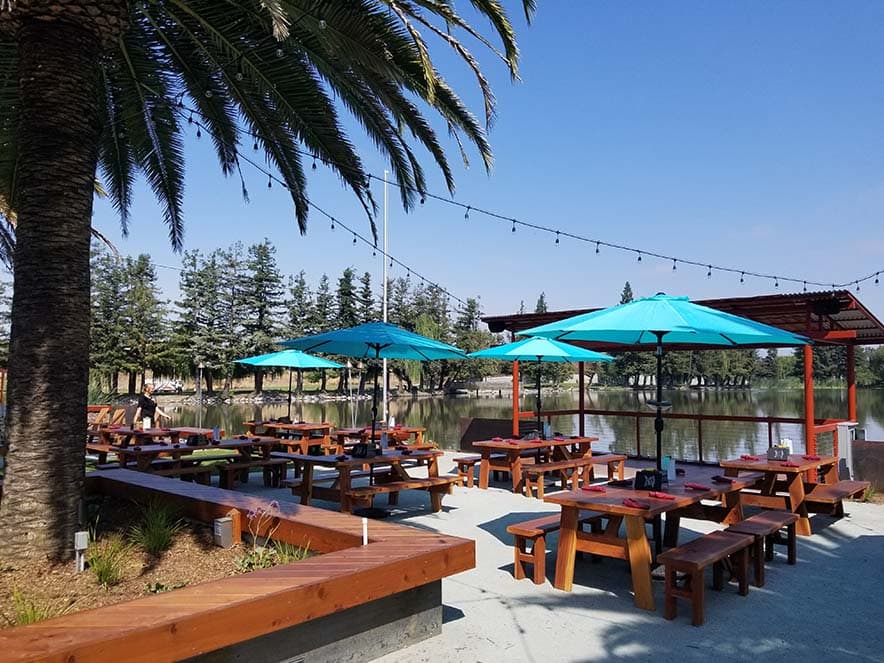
[166,388,884,463]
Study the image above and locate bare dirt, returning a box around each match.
[0,496,244,628]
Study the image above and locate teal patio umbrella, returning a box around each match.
[281,322,467,445]
[522,293,811,468]
[469,337,612,438]
[235,350,344,419]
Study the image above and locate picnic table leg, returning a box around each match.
[427,455,439,478]
[821,461,838,485]
[720,489,744,525]
[786,473,812,536]
[625,515,656,611]
[509,451,525,494]
[478,451,491,489]
[338,466,353,512]
[663,512,681,548]
[300,464,314,505]
[553,506,579,591]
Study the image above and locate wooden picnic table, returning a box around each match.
[87,437,276,472]
[243,421,333,447]
[472,436,599,493]
[544,475,757,610]
[334,425,426,447]
[719,453,838,536]
[96,426,225,448]
[285,448,442,510]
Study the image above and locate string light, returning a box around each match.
[774,277,779,288]
[168,99,883,294]
[330,218,335,230]
[856,281,860,292]
[266,174,271,189]
[803,281,807,292]
[465,206,470,220]
[707,265,712,279]
[252,139,258,151]
[312,157,317,170]
[196,126,201,139]
[352,234,357,245]
[555,231,560,245]
[275,47,284,58]
[672,259,677,272]
[319,17,327,29]
[637,251,642,263]
[876,273,880,286]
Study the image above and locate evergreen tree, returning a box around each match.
[90,249,128,392]
[119,255,170,394]
[535,292,548,313]
[286,271,313,338]
[358,271,376,323]
[336,267,359,328]
[242,240,285,393]
[449,297,498,383]
[523,290,570,388]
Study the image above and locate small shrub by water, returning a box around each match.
[129,501,182,556]
[87,534,130,588]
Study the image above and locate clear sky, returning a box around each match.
[92,2,884,322]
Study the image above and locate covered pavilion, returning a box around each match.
[483,290,884,457]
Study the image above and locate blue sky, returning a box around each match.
[92,2,884,322]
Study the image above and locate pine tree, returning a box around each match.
[535,291,548,313]
[241,240,285,393]
[119,255,170,394]
[336,267,359,328]
[90,249,128,392]
[358,271,376,323]
[312,274,334,391]
[286,271,313,338]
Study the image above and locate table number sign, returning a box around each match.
[767,446,791,461]
[633,469,663,491]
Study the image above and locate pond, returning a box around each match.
[165,387,884,463]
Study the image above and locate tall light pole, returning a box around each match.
[382,170,389,424]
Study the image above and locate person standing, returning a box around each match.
[134,384,170,429]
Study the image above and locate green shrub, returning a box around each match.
[144,581,187,594]
[87,534,130,588]
[862,485,876,503]
[273,540,310,564]
[6,588,66,626]
[129,501,182,556]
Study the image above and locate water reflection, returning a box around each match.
[165,388,884,462]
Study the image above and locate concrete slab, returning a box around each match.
[236,452,884,663]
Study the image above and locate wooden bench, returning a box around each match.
[506,512,605,585]
[153,464,215,485]
[725,511,798,587]
[454,455,481,488]
[657,530,753,626]
[218,458,289,490]
[523,457,597,498]
[805,480,870,517]
[585,453,627,482]
[344,476,458,513]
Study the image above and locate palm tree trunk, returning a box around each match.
[0,17,104,563]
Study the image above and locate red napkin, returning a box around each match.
[740,454,760,461]
[623,498,650,509]
[779,461,800,467]
[648,491,677,500]
[802,454,821,461]
[491,436,503,442]
[581,485,606,493]
[553,436,565,441]
[507,440,520,445]
[684,482,710,491]
[394,424,403,429]
[711,475,735,484]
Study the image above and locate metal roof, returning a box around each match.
[483,290,884,349]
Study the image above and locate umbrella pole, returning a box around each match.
[287,368,293,420]
[536,357,543,439]
[654,332,665,471]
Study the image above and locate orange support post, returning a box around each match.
[804,345,815,455]
[578,362,585,437]
[512,360,520,437]
[846,344,857,422]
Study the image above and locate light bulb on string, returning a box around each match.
[312,157,317,170]
[706,265,712,279]
[555,231,560,245]
[389,257,393,268]
[267,174,271,189]
[205,89,213,98]
[856,281,860,292]
[252,138,258,151]
[319,17,327,29]
[330,218,335,231]
[188,112,193,124]
[420,196,425,205]
[352,234,357,246]
[196,126,201,139]
[672,259,677,271]
[511,220,516,233]
[637,252,642,263]
[595,242,600,254]
[464,206,470,220]
[774,277,779,288]
[372,249,376,257]
[876,273,880,285]
[803,281,807,292]
[235,71,244,82]
[275,47,284,58]
[740,272,745,284]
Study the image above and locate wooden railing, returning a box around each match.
[518,408,846,463]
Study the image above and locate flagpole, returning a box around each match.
[382,169,389,425]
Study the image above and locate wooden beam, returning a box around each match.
[578,361,585,437]
[804,346,815,455]
[512,360,520,437]
[847,345,857,422]
[805,330,857,341]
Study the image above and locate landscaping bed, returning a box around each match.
[0,495,308,628]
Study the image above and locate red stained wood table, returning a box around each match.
[87,437,276,472]
[544,477,755,610]
[285,449,442,510]
[472,436,599,494]
[243,421,332,448]
[334,426,426,448]
[719,454,838,536]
